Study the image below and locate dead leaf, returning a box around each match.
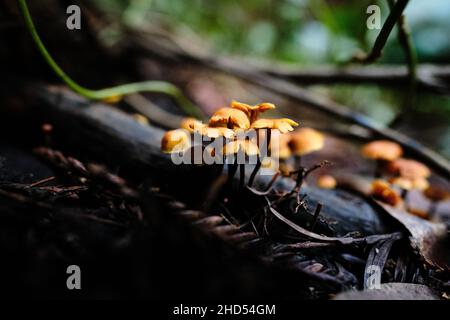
[375,201,449,270]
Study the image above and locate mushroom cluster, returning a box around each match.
[361,140,449,218]
[161,101,299,189]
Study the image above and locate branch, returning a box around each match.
[261,65,450,94]
[387,0,419,126]
[351,0,410,63]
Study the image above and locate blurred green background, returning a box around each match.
[92,0,450,157]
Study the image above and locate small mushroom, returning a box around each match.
[386,158,431,180]
[41,123,53,146]
[317,175,337,189]
[386,158,430,207]
[180,117,202,132]
[424,186,450,216]
[370,179,402,207]
[251,118,299,134]
[361,140,403,178]
[289,128,324,168]
[161,129,191,154]
[231,101,276,123]
[191,123,235,139]
[248,119,298,187]
[132,113,149,126]
[209,107,250,129]
[407,208,429,220]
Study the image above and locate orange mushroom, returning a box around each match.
[361,140,403,177]
[370,179,402,207]
[289,128,325,156]
[209,107,250,129]
[161,129,191,154]
[231,101,275,123]
[317,175,337,190]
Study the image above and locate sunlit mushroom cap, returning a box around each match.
[317,175,337,189]
[132,114,149,126]
[389,176,429,191]
[424,186,450,201]
[289,128,324,156]
[180,117,202,132]
[389,177,413,190]
[251,118,298,133]
[408,208,429,219]
[361,140,403,161]
[192,123,235,139]
[209,107,250,129]
[222,140,259,156]
[161,129,191,154]
[371,179,402,206]
[261,157,278,171]
[386,158,431,180]
[231,100,276,115]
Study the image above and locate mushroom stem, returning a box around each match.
[248,160,261,188]
[400,188,410,210]
[239,163,246,192]
[248,128,271,187]
[266,128,272,156]
[228,156,239,188]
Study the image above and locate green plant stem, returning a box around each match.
[18,0,204,119]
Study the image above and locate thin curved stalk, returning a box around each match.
[17,0,204,119]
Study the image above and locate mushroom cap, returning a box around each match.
[222,140,259,156]
[371,179,402,206]
[389,177,413,190]
[180,117,202,132]
[390,176,429,191]
[209,107,250,129]
[407,208,429,219]
[161,129,191,153]
[289,128,325,156]
[361,140,403,161]
[261,157,278,170]
[132,114,149,125]
[424,186,450,201]
[231,100,276,115]
[251,118,298,133]
[41,123,53,134]
[386,158,431,179]
[317,175,337,189]
[192,123,235,139]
